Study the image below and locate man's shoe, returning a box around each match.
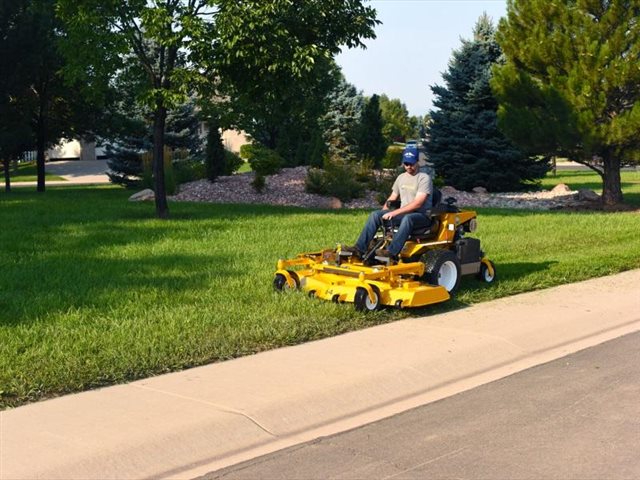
[375,248,397,259]
[339,245,362,257]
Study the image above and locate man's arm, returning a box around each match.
[382,192,428,220]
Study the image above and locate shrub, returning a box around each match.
[382,145,403,169]
[240,144,283,176]
[251,173,266,193]
[304,160,366,202]
[174,159,206,185]
[224,150,244,175]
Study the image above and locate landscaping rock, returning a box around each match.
[577,189,600,202]
[169,167,607,211]
[552,183,572,193]
[329,197,342,209]
[472,186,488,194]
[129,189,155,202]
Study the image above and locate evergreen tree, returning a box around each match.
[356,94,387,168]
[493,0,640,205]
[165,96,204,160]
[204,120,226,182]
[426,14,549,192]
[107,97,203,187]
[320,78,364,163]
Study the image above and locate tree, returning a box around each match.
[492,0,640,205]
[204,120,226,181]
[320,78,364,162]
[106,96,203,187]
[0,0,95,193]
[379,95,412,143]
[59,0,378,218]
[219,56,341,167]
[356,94,387,168]
[426,14,549,192]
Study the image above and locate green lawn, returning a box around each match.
[2,161,66,182]
[542,168,640,206]
[1,172,639,408]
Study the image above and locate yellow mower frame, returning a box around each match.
[274,197,495,311]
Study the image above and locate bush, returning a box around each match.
[240,144,283,176]
[304,161,366,202]
[382,145,403,169]
[174,159,206,185]
[224,150,244,175]
[141,149,177,194]
[251,173,266,193]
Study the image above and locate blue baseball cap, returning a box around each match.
[402,146,418,164]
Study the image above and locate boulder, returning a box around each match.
[129,189,155,202]
[577,189,600,202]
[472,186,488,194]
[552,183,572,193]
[329,197,342,209]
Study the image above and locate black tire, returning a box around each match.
[354,285,381,312]
[421,250,462,294]
[273,273,298,291]
[477,260,496,283]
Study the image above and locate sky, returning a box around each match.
[335,0,508,117]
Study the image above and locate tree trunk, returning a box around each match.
[601,152,623,206]
[3,158,11,193]
[153,105,169,219]
[36,112,47,193]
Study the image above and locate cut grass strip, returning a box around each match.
[2,161,66,183]
[1,177,639,408]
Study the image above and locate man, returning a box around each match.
[346,145,432,260]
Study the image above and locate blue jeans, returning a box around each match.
[355,210,430,256]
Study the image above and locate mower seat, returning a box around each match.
[407,218,440,241]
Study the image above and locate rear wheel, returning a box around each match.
[354,285,381,312]
[477,260,496,283]
[421,250,461,294]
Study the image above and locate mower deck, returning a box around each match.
[275,251,450,310]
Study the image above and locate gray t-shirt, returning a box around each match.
[392,172,433,214]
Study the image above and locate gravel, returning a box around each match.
[170,166,600,211]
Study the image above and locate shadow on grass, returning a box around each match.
[408,260,559,318]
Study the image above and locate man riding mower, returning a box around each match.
[273,146,496,311]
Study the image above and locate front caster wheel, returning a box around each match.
[273,272,299,291]
[477,260,496,283]
[354,285,381,312]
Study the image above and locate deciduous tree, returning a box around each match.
[58,0,378,218]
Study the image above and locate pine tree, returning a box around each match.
[493,0,640,205]
[426,14,549,192]
[204,120,226,181]
[107,97,203,187]
[320,78,364,163]
[356,94,387,168]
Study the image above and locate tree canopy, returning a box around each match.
[426,14,549,191]
[492,0,640,204]
[58,0,378,218]
[379,95,413,143]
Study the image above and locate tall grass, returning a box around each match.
[1,177,639,408]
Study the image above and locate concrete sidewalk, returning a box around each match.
[2,270,640,480]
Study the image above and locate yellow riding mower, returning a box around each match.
[273,195,496,311]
